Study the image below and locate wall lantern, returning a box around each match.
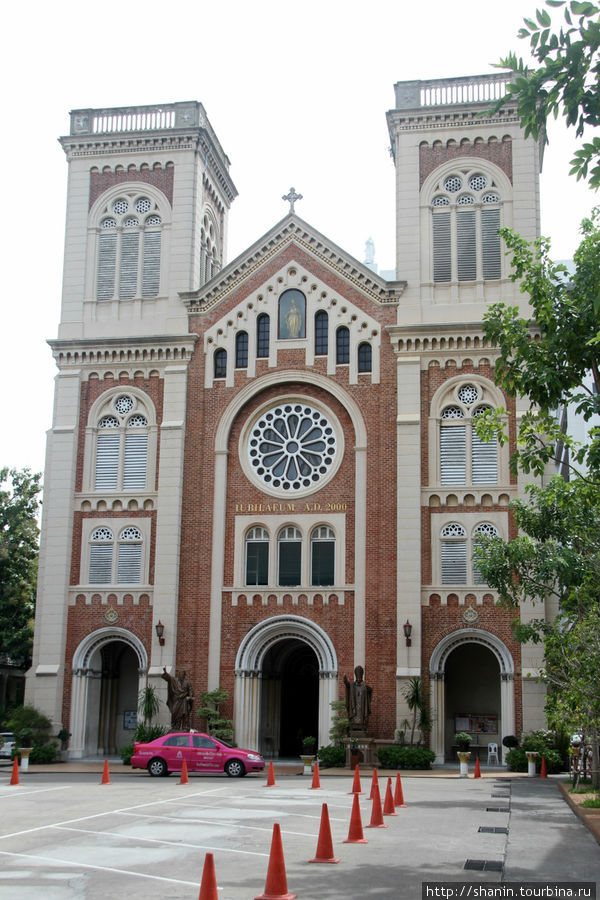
[403,619,412,647]
[155,621,165,646]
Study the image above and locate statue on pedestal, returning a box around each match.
[344,665,373,734]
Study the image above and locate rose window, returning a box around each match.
[248,403,337,492]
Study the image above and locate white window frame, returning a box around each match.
[82,388,158,495]
[86,184,171,303]
[434,515,503,586]
[83,519,150,586]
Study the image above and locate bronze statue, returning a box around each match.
[162,667,193,730]
[344,665,373,733]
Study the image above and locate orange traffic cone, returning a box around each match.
[383,777,398,816]
[343,792,368,843]
[394,772,407,808]
[264,760,276,787]
[349,764,362,794]
[366,778,387,828]
[540,756,548,778]
[179,759,189,784]
[198,852,218,900]
[369,768,379,799]
[474,757,481,779]
[101,759,111,785]
[310,761,321,789]
[254,823,297,900]
[309,803,340,863]
[9,757,19,785]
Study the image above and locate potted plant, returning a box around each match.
[300,736,317,775]
[454,732,471,751]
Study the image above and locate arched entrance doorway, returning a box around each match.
[429,628,515,765]
[261,639,319,757]
[234,615,338,756]
[70,628,147,759]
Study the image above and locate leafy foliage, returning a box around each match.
[119,722,167,765]
[316,744,346,768]
[0,468,41,668]
[375,745,436,770]
[196,687,234,743]
[138,685,161,727]
[6,705,52,748]
[402,677,431,746]
[492,0,600,187]
[328,699,350,746]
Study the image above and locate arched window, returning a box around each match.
[358,342,372,373]
[440,523,467,584]
[311,526,335,586]
[336,326,350,364]
[200,213,220,284]
[236,332,248,369]
[257,314,270,358]
[94,395,149,492]
[278,290,306,339]
[96,195,163,300]
[440,384,498,486]
[278,526,302,586]
[245,526,269,586]
[214,348,227,379]
[472,522,499,584]
[431,171,502,283]
[88,525,143,584]
[314,310,328,356]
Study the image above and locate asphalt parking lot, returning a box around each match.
[0,766,598,899]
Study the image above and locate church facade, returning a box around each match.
[27,75,549,763]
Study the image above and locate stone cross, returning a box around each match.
[282,187,303,214]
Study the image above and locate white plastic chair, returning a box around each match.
[487,742,499,765]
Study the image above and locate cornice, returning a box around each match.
[387,321,497,356]
[48,334,198,370]
[180,215,406,313]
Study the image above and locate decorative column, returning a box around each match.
[500,672,516,763]
[430,672,445,764]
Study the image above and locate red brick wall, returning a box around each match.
[419,136,513,188]
[89,162,174,208]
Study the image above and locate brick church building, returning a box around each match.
[27,74,549,762]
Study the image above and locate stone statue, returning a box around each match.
[162,667,193,730]
[344,665,373,733]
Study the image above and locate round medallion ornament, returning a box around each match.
[462,605,479,624]
[103,606,119,625]
[246,402,339,494]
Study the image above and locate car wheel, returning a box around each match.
[148,757,168,777]
[225,758,246,777]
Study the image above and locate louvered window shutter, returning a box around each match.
[481,208,501,280]
[472,429,498,484]
[123,431,148,490]
[441,540,467,584]
[95,432,120,490]
[97,232,117,301]
[142,231,161,297]
[433,212,451,282]
[440,425,466,484]
[119,231,139,299]
[117,542,142,583]
[89,544,113,584]
[457,210,476,281]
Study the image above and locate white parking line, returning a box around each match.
[0,786,72,798]
[115,810,316,837]
[0,788,230,840]
[55,825,269,857]
[0,850,201,888]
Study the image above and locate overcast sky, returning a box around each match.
[1,0,596,478]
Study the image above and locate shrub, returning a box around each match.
[29,742,58,764]
[502,735,519,749]
[6,705,52,748]
[376,745,436,769]
[506,747,563,773]
[317,745,346,768]
[120,722,167,765]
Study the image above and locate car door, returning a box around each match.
[161,734,193,771]
[192,735,224,771]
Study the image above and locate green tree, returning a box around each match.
[493,0,600,188]
[196,687,234,743]
[0,468,41,669]
[402,677,431,746]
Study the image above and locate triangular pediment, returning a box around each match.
[180,214,406,313]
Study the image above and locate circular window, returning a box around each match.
[114,395,134,415]
[245,402,340,494]
[112,198,129,215]
[468,174,488,191]
[443,175,462,193]
[457,384,479,406]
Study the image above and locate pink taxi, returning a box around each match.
[131,731,265,777]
